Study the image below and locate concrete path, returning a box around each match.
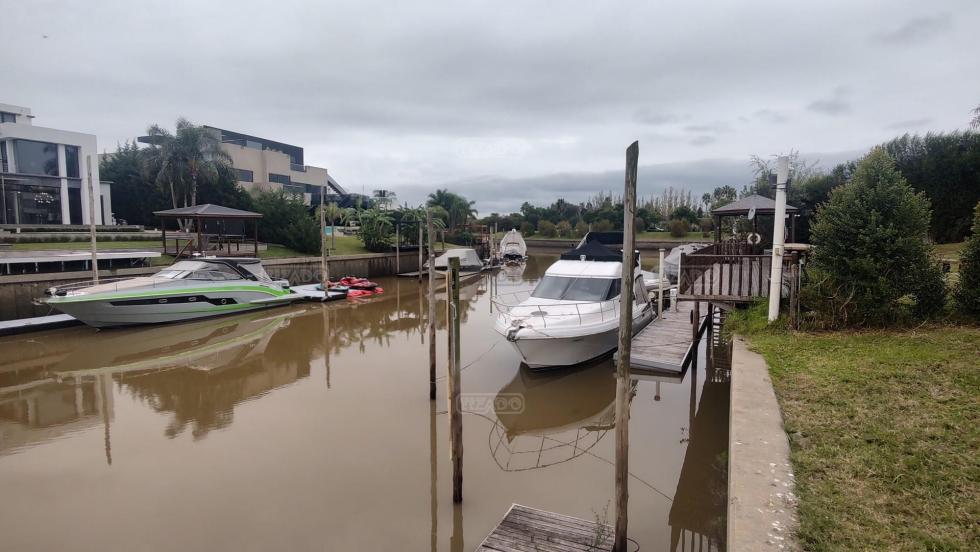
[728,338,799,550]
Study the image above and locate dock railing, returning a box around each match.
[491,291,622,330]
[678,240,796,302]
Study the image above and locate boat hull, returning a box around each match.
[508,306,654,370]
[45,287,297,328]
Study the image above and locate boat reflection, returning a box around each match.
[489,360,628,471]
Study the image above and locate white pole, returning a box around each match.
[657,248,665,317]
[320,186,328,288]
[767,156,789,322]
[86,156,99,282]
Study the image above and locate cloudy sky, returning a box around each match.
[2,1,978,213]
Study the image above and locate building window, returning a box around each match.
[0,141,8,173]
[64,145,80,178]
[235,168,254,182]
[12,140,60,176]
[282,183,304,196]
[1,181,63,225]
[269,173,290,185]
[0,112,15,123]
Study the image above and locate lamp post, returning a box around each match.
[767,156,789,322]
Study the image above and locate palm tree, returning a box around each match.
[143,118,232,215]
[320,202,351,250]
[426,189,477,229]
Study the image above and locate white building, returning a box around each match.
[0,103,109,225]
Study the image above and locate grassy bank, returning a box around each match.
[730,308,979,550]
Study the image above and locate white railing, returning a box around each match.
[491,290,621,330]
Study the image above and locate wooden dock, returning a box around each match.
[477,504,613,552]
[616,301,707,373]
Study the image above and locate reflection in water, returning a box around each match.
[0,253,729,551]
[490,361,619,471]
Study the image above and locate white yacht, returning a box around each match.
[492,234,654,369]
[426,248,485,272]
[40,258,299,328]
[498,229,528,264]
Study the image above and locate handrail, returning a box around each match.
[491,290,623,329]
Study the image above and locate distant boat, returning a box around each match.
[426,248,485,272]
[498,229,528,264]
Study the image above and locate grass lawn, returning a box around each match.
[731,309,980,550]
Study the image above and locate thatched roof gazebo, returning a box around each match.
[710,194,798,243]
[155,204,262,257]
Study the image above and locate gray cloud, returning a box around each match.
[884,118,933,130]
[1,1,977,214]
[875,13,952,44]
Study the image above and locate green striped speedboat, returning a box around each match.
[41,258,300,328]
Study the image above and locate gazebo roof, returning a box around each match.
[154,204,262,219]
[711,194,798,216]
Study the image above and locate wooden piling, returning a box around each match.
[692,301,700,341]
[789,252,800,329]
[614,140,639,552]
[319,183,329,287]
[86,156,99,282]
[657,248,665,316]
[418,220,424,284]
[447,256,463,503]
[395,223,400,274]
[427,209,437,400]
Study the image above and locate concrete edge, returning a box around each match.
[728,337,799,550]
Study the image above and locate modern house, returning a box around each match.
[140,125,357,207]
[0,103,110,225]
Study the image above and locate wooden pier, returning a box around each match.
[477,504,613,552]
[615,301,708,373]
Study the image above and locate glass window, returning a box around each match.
[0,141,8,172]
[235,168,254,182]
[13,140,60,176]
[0,112,15,123]
[531,276,620,301]
[269,173,290,185]
[64,146,80,178]
[1,182,62,224]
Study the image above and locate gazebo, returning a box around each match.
[155,204,262,257]
[710,194,799,243]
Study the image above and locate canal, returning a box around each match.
[0,253,729,551]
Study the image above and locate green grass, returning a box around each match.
[730,305,980,550]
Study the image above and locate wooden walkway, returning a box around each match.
[615,301,707,373]
[477,504,613,552]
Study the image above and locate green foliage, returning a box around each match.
[537,220,557,238]
[252,191,319,254]
[426,189,477,229]
[594,219,614,232]
[807,148,945,327]
[100,141,170,226]
[881,131,980,243]
[670,205,699,224]
[954,202,980,317]
[519,221,535,236]
[668,218,690,238]
[356,208,394,252]
[142,117,233,211]
[573,220,589,238]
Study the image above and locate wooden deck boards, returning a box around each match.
[616,301,707,373]
[478,504,613,552]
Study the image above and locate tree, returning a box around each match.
[880,131,980,243]
[142,118,232,220]
[519,221,535,236]
[100,141,169,226]
[807,148,945,326]
[669,219,689,238]
[971,104,980,129]
[252,190,320,254]
[320,202,352,250]
[954,202,980,317]
[537,220,557,238]
[426,189,477,229]
[556,220,572,237]
[356,208,394,252]
[670,205,699,224]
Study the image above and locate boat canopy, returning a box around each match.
[560,240,621,262]
[155,258,273,282]
[431,248,483,270]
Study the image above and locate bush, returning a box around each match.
[594,219,614,232]
[519,221,535,236]
[538,220,557,238]
[253,190,319,254]
[954,202,980,317]
[574,220,589,238]
[807,148,945,327]
[669,219,689,238]
[356,208,394,252]
[556,220,572,237]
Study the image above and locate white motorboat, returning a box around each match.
[40,257,300,328]
[498,229,528,264]
[492,234,654,369]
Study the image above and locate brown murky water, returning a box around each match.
[0,254,729,551]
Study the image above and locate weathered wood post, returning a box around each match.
[692,301,700,341]
[767,155,790,321]
[320,184,329,288]
[418,220,424,284]
[427,209,437,400]
[657,248,665,317]
[447,256,463,503]
[614,140,639,552]
[395,222,401,275]
[86,156,99,282]
[789,252,800,329]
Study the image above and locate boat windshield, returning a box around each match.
[238,262,273,282]
[156,261,243,281]
[530,276,621,301]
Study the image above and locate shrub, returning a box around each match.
[669,219,689,238]
[356,208,394,252]
[253,190,319,254]
[807,148,945,327]
[574,220,589,238]
[594,219,614,232]
[519,221,535,236]
[556,220,572,237]
[954,202,980,317]
[537,220,557,238]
